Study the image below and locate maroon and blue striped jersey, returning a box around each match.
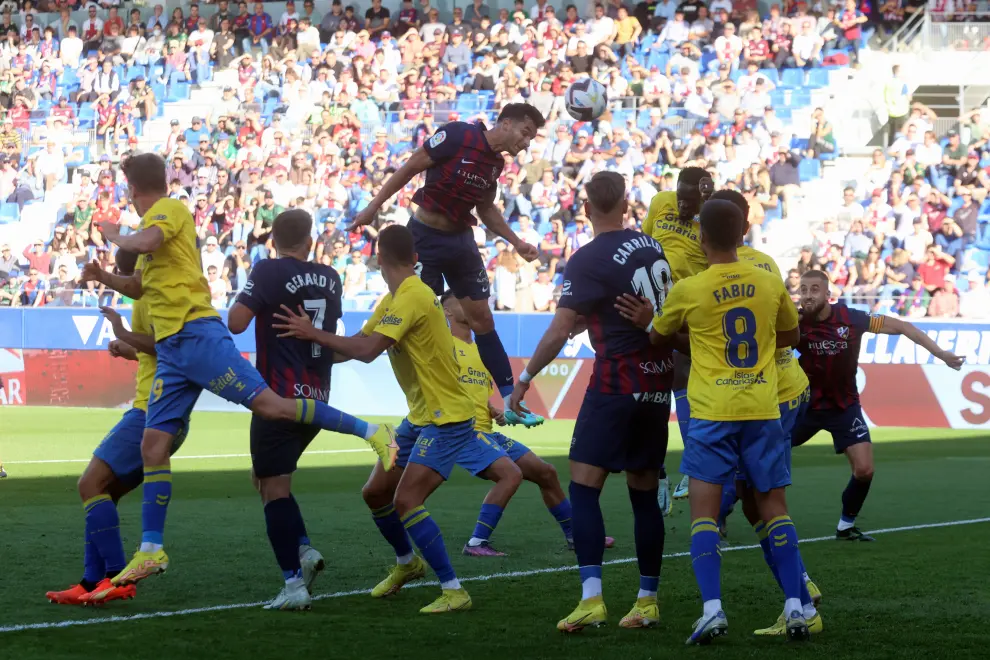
[235,258,342,402]
[798,303,885,411]
[413,121,504,227]
[558,229,675,395]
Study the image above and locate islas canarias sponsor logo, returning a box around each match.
[716,370,768,387]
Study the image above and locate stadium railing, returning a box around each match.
[922,13,990,50]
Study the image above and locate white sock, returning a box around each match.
[837,517,855,531]
[140,542,163,553]
[581,577,603,600]
[467,537,486,547]
[285,576,304,588]
[637,589,657,599]
[502,395,515,415]
[803,603,817,619]
[802,571,810,583]
[396,552,415,565]
[440,578,461,590]
[784,597,803,616]
[702,599,722,618]
[362,423,379,440]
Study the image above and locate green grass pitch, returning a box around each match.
[1,408,989,659]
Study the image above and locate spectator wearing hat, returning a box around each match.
[22,238,50,276]
[927,273,960,318]
[279,0,300,32]
[959,270,990,319]
[955,151,989,202]
[18,266,48,307]
[201,235,226,276]
[951,187,980,245]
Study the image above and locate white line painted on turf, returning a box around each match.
[7,449,371,465]
[548,359,583,420]
[2,516,987,635]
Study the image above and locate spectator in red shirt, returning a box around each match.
[22,238,52,275]
[103,7,124,37]
[92,192,121,228]
[916,244,953,292]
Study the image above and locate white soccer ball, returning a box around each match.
[564,78,608,122]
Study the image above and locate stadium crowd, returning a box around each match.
[0,0,987,319]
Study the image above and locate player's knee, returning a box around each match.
[140,430,172,465]
[495,459,523,490]
[77,473,105,502]
[464,307,495,334]
[251,394,295,422]
[535,460,559,488]
[391,489,422,518]
[852,463,874,482]
[362,476,393,509]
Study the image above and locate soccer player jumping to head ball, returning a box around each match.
[794,271,963,541]
[348,103,548,428]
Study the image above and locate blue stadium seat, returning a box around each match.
[759,68,780,85]
[798,159,821,182]
[166,83,191,102]
[791,137,809,151]
[0,203,18,221]
[77,105,96,129]
[125,65,146,82]
[66,145,91,169]
[949,196,965,215]
[780,69,805,89]
[806,68,830,89]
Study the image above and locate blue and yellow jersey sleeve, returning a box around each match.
[644,191,708,282]
[139,198,218,342]
[453,337,494,433]
[130,299,157,412]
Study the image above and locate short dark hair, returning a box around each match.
[115,249,139,276]
[377,224,416,266]
[497,103,546,129]
[699,199,742,251]
[122,153,167,194]
[801,269,830,285]
[709,189,749,221]
[272,209,313,251]
[586,171,625,214]
[678,166,709,187]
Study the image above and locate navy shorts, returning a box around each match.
[250,415,321,479]
[486,431,531,462]
[792,403,871,454]
[682,418,789,493]
[408,217,489,301]
[147,317,269,434]
[570,390,670,473]
[93,407,189,486]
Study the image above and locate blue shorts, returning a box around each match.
[93,408,189,485]
[409,419,477,480]
[681,418,789,494]
[146,317,269,433]
[408,218,489,301]
[570,390,670,473]
[792,403,870,454]
[733,392,808,485]
[394,417,423,470]
[486,431,531,462]
[456,431,509,477]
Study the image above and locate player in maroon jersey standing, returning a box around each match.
[793,270,963,541]
[348,103,547,427]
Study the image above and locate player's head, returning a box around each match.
[272,209,314,258]
[698,199,742,256]
[121,153,167,215]
[584,171,627,226]
[495,103,546,155]
[799,269,830,317]
[709,189,750,244]
[377,224,418,283]
[440,289,468,326]
[676,166,709,221]
[115,248,139,276]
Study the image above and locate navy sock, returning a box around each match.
[841,475,872,523]
[265,498,304,580]
[141,464,171,545]
[548,499,573,540]
[569,482,606,569]
[767,516,803,603]
[475,329,514,398]
[690,518,721,602]
[371,503,413,557]
[628,486,665,581]
[289,494,310,547]
[401,506,456,583]
[470,503,504,542]
[718,482,737,525]
[674,389,690,443]
[82,500,104,586]
[85,494,125,576]
[297,399,370,439]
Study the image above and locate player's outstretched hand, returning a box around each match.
[614,293,654,330]
[108,339,125,358]
[272,304,318,341]
[516,242,540,262]
[79,260,105,285]
[938,351,965,371]
[99,305,125,334]
[347,208,374,233]
[508,381,530,416]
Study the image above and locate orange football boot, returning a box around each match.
[46,584,90,605]
[79,578,137,605]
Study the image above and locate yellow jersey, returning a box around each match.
[136,198,217,341]
[652,261,800,421]
[130,298,157,412]
[642,191,708,283]
[737,246,810,404]
[453,336,494,433]
[361,276,473,427]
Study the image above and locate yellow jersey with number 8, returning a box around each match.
[130,298,157,412]
[362,276,474,427]
[642,191,708,283]
[652,261,799,421]
[136,198,218,341]
[452,336,494,433]
[737,245,809,404]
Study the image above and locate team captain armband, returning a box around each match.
[868,315,885,333]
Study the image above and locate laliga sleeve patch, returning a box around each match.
[429,131,447,148]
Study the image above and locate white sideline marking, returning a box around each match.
[2,516,987,634]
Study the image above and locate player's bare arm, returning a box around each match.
[101,223,165,255]
[477,191,540,262]
[227,301,255,335]
[348,148,435,231]
[100,306,156,355]
[776,325,801,349]
[877,316,964,370]
[509,307,578,414]
[273,305,394,363]
[80,262,143,299]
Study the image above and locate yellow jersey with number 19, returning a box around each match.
[737,245,809,405]
[452,336,494,433]
[130,298,157,412]
[362,276,474,427]
[652,261,799,421]
[136,198,217,342]
[642,191,708,283]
